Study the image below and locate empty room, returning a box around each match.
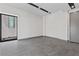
[0,3,79,56]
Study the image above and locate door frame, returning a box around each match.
[68,11,79,43]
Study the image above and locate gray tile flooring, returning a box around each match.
[0,36,79,56]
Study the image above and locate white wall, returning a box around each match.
[43,16,46,36]
[0,4,70,41]
[0,4,43,40]
[44,11,69,40]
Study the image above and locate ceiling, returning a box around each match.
[1,3,79,16]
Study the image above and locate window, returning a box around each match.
[8,16,15,28]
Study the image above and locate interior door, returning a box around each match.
[70,11,79,43]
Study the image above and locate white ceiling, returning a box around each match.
[1,3,79,16]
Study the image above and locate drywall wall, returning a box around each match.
[44,11,69,40]
[0,3,70,41]
[0,4,43,40]
[43,16,46,36]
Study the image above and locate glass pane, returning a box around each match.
[8,16,15,28]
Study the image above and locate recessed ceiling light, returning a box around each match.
[68,3,75,9]
[71,5,75,9]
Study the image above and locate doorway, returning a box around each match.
[70,11,79,43]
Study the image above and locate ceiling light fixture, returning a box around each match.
[28,3,39,8]
[68,3,75,9]
[28,3,51,14]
